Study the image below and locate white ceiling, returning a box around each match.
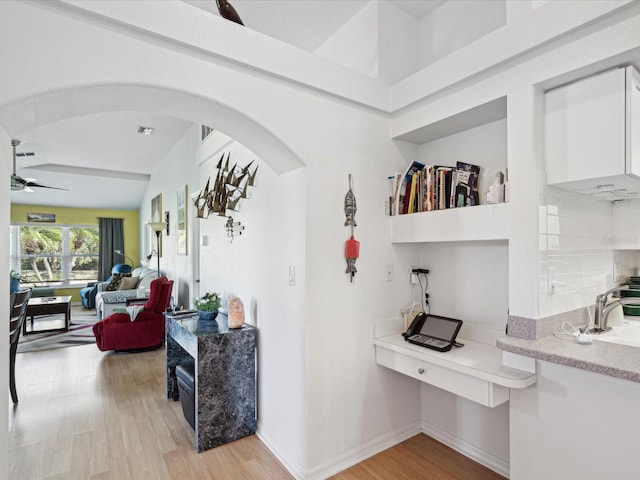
[10,0,445,211]
[11,112,192,210]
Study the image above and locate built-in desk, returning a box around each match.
[374,321,536,407]
[165,313,256,452]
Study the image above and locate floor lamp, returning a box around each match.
[146,221,167,277]
[114,249,135,267]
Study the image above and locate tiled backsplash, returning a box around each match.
[537,186,640,318]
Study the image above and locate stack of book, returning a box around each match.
[389,161,480,216]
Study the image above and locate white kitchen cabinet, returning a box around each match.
[545,66,640,199]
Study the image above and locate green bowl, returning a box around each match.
[623,304,640,316]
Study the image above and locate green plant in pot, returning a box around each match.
[194,292,221,321]
[9,270,20,293]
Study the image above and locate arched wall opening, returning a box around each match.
[0,84,306,175]
[0,83,308,475]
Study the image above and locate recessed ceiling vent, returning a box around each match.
[137,126,155,135]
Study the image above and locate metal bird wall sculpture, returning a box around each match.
[216,0,244,26]
[193,152,258,219]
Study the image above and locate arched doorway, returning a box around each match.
[1,83,307,476]
[0,84,304,175]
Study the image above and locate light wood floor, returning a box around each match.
[10,344,505,480]
[329,434,506,480]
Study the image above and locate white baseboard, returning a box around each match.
[305,421,422,480]
[258,419,509,479]
[256,423,306,480]
[421,420,510,478]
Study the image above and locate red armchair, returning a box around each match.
[93,276,174,352]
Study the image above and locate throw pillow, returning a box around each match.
[118,276,139,291]
[105,273,131,291]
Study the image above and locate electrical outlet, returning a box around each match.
[385,264,393,282]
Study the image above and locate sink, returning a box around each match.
[593,318,640,347]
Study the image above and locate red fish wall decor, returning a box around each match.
[344,174,359,282]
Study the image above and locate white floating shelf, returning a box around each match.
[390,203,510,244]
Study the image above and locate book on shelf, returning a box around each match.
[393,161,424,216]
[456,161,480,207]
[387,174,400,215]
[391,160,481,215]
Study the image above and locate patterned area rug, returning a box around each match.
[17,305,98,353]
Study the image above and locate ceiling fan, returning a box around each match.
[10,139,68,192]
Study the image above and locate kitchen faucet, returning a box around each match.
[591,285,638,333]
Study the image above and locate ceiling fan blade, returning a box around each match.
[10,140,69,192]
[25,180,69,191]
[11,174,27,191]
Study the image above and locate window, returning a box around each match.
[10,224,99,287]
[201,124,214,141]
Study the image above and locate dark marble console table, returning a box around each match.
[165,312,256,452]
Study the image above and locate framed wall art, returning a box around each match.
[27,213,55,223]
[177,185,188,255]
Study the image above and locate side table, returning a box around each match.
[24,295,72,335]
[165,312,256,452]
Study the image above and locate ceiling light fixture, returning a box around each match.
[137,126,155,135]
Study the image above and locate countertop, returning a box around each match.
[497,334,640,383]
[166,312,254,337]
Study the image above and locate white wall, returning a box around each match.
[419,0,506,69]
[191,140,308,473]
[0,4,428,476]
[417,241,509,327]
[139,125,201,308]
[511,360,640,479]
[303,134,423,476]
[0,2,420,477]
[377,1,419,84]
[409,239,509,471]
[314,1,380,80]
[3,1,640,479]
[421,385,510,475]
[315,0,419,84]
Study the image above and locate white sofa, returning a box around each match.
[95,267,160,319]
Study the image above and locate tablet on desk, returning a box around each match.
[404,314,463,352]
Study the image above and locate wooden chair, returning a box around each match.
[10,288,32,403]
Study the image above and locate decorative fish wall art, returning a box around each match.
[344,174,360,282]
[344,175,357,227]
